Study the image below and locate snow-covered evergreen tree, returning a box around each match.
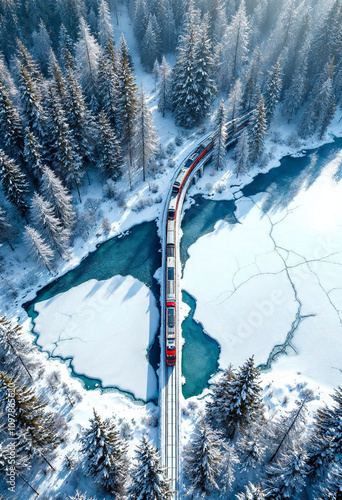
[30,191,71,258]
[128,435,172,499]
[0,371,61,461]
[0,150,28,220]
[317,463,342,500]
[98,36,119,131]
[212,99,227,171]
[97,0,114,46]
[241,48,261,112]
[40,166,76,229]
[0,207,14,251]
[119,33,134,71]
[134,85,158,181]
[23,127,44,179]
[282,43,309,121]
[117,48,138,189]
[48,86,84,198]
[65,56,95,165]
[81,409,129,495]
[133,0,148,47]
[300,60,336,139]
[157,56,171,117]
[264,58,282,123]
[75,17,101,107]
[238,427,265,472]
[172,2,202,128]
[141,14,160,73]
[236,482,267,500]
[48,49,68,109]
[264,448,307,500]
[307,387,342,481]
[184,419,223,497]
[68,492,97,500]
[98,111,123,180]
[193,14,217,120]
[250,94,267,163]
[218,0,250,90]
[0,80,24,159]
[58,23,74,68]
[32,19,52,75]
[17,64,47,143]
[227,77,242,121]
[220,444,239,495]
[0,315,34,378]
[23,225,54,272]
[235,129,250,176]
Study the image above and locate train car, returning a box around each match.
[167,193,179,219]
[166,301,176,365]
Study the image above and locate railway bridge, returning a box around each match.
[159,112,252,499]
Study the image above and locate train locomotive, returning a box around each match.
[165,113,251,366]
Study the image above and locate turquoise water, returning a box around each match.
[181,291,220,399]
[23,135,342,399]
[23,221,161,397]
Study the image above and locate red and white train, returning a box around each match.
[165,113,251,366]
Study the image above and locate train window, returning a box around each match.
[167,246,175,257]
[167,307,175,328]
[185,159,193,169]
[167,267,174,280]
[168,209,175,219]
[172,186,179,194]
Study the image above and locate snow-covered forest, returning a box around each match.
[0,0,342,497]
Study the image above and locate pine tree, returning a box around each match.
[172,2,201,128]
[0,150,28,220]
[30,191,71,258]
[75,17,101,107]
[58,23,74,68]
[98,111,123,180]
[212,99,227,171]
[193,14,217,120]
[134,86,158,182]
[250,94,267,163]
[0,207,14,251]
[307,387,342,481]
[220,444,239,495]
[65,57,95,165]
[157,57,171,118]
[317,464,342,500]
[219,0,250,90]
[133,0,148,47]
[184,419,223,496]
[117,49,138,190]
[141,15,160,73]
[236,482,267,500]
[206,364,235,427]
[17,64,46,143]
[0,371,61,465]
[264,448,307,500]
[119,33,134,71]
[40,166,76,229]
[238,427,265,472]
[241,48,261,112]
[23,127,44,179]
[300,60,336,139]
[97,0,114,46]
[32,19,52,75]
[48,86,84,198]
[0,315,34,379]
[81,409,129,494]
[235,129,250,176]
[98,36,120,131]
[23,225,54,272]
[15,39,43,85]
[0,80,24,159]
[264,58,282,123]
[48,49,68,108]
[282,44,309,121]
[227,78,242,121]
[128,435,172,499]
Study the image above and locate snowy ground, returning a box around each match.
[33,275,159,400]
[181,118,342,409]
[1,3,342,497]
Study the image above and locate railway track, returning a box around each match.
[160,112,252,498]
